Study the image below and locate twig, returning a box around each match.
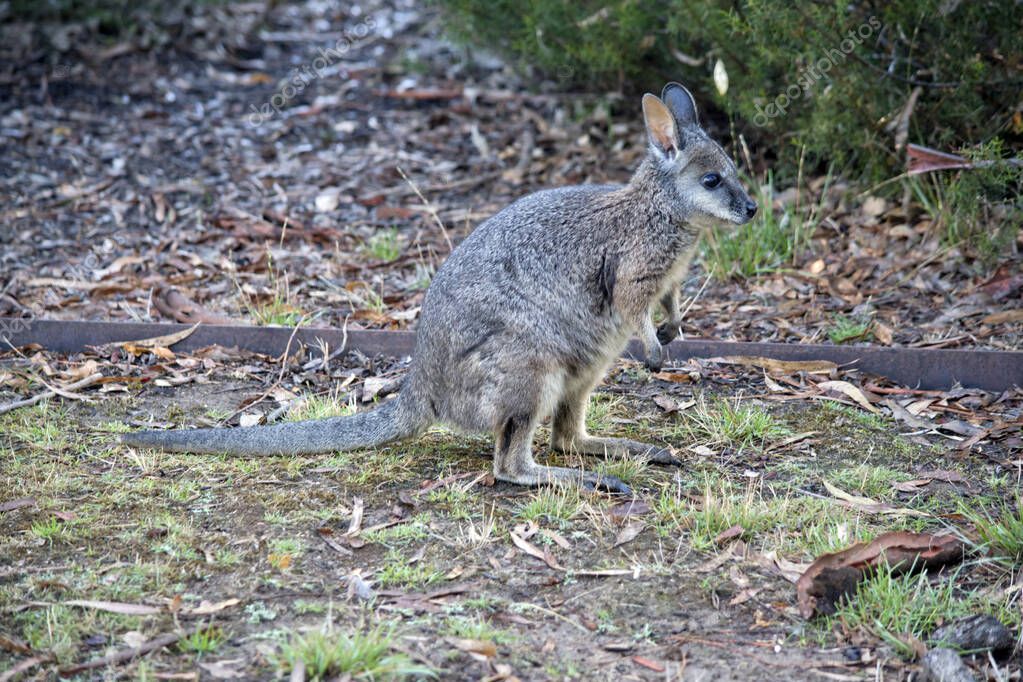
[57,629,195,677]
[396,166,453,252]
[0,373,104,416]
[679,274,712,324]
[0,653,55,682]
[221,317,305,426]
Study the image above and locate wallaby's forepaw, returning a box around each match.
[656,322,680,346]
[645,446,681,466]
[581,472,632,495]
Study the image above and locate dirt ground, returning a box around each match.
[1,345,1021,680]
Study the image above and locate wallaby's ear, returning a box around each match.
[661,82,699,131]
[642,93,680,158]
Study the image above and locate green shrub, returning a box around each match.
[907,140,1023,264]
[436,0,1022,186]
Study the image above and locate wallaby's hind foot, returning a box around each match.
[492,397,631,495]
[550,385,680,467]
[556,435,680,466]
[498,461,632,495]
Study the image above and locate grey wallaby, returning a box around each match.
[123,82,757,494]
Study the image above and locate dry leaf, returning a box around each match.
[652,371,695,384]
[981,309,1023,325]
[714,356,837,374]
[65,600,162,616]
[450,638,497,661]
[199,659,247,679]
[0,497,36,514]
[613,520,645,547]
[510,523,562,570]
[118,323,199,352]
[187,598,240,616]
[823,480,929,517]
[757,550,810,583]
[816,380,880,414]
[713,524,744,545]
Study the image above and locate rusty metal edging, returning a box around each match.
[1,318,1020,392]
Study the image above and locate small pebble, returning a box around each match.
[921,648,975,682]
[931,614,1014,652]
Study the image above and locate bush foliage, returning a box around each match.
[437,0,1022,184]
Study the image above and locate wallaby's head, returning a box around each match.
[641,82,757,226]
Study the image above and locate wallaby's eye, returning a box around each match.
[701,173,722,190]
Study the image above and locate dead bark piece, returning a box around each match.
[796,532,966,618]
[0,497,37,514]
[920,648,975,682]
[930,615,1014,653]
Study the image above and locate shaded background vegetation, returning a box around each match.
[436,0,1023,261]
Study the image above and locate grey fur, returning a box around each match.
[122,82,755,494]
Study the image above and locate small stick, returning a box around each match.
[57,629,194,677]
[678,274,712,324]
[396,166,454,252]
[0,373,103,416]
[221,316,305,425]
[0,653,55,682]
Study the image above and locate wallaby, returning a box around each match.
[123,82,757,494]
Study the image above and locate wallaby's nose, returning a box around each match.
[745,200,758,220]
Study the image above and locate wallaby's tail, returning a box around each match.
[121,396,422,456]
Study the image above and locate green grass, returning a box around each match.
[276,625,434,681]
[363,229,403,262]
[376,549,441,588]
[179,625,225,655]
[362,514,430,546]
[701,178,812,280]
[239,248,304,326]
[959,495,1023,566]
[15,604,141,664]
[585,393,625,433]
[31,517,68,543]
[830,564,993,658]
[829,464,908,501]
[827,315,872,344]
[286,393,358,421]
[443,615,515,644]
[425,485,480,520]
[516,486,582,528]
[677,397,790,453]
[597,456,648,487]
[3,402,70,450]
[685,478,784,551]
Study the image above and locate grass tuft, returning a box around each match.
[678,397,789,453]
[179,625,225,656]
[363,228,403,262]
[827,315,872,344]
[276,625,434,681]
[517,486,582,528]
[830,563,994,658]
[959,495,1023,566]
